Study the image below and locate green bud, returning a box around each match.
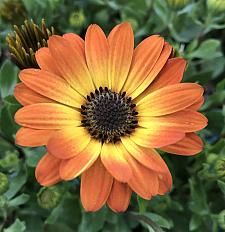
[6,19,55,69]
[215,158,225,181]
[166,0,191,10]
[0,151,20,171]
[207,0,225,14]
[218,210,225,230]
[37,185,62,209]
[69,10,85,28]
[0,173,9,195]
[206,153,218,164]
[0,0,27,24]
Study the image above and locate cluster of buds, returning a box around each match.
[207,0,225,14]
[6,19,55,69]
[69,9,85,28]
[0,172,9,195]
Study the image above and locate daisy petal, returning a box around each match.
[19,69,84,108]
[85,24,109,88]
[129,42,172,99]
[48,35,95,96]
[15,103,81,129]
[63,33,84,50]
[81,158,113,212]
[136,57,186,101]
[117,144,159,199]
[158,168,173,195]
[108,22,134,92]
[35,47,60,75]
[107,180,132,212]
[14,83,54,106]
[137,83,204,116]
[187,96,204,110]
[101,142,132,182]
[138,110,208,132]
[35,153,61,186]
[130,127,185,148]
[60,139,101,180]
[16,127,54,147]
[121,137,168,173]
[47,127,91,159]
[160,132,203,155]
[122,35,164,96]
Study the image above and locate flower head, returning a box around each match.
[14,23,207,212]
[166,0,191,10]
[6,19,55,69]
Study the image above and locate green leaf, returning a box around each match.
[3,219,26,232]
[0,96,21,140]
[190,39,222,59]
[5,170,27,200]
[0,60,18,99]
[78,207,108,232]
[189,215,202,231]
[217,180,225,196]
[8,194,30,207]
[143,213,173,229]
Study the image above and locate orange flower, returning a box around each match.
[14,23,207,212]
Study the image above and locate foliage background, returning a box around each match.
[0,0,225,231]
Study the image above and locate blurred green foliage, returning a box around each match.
[0,0,225,231]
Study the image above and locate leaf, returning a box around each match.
[78,207,108,232]
[189,215,202,231]
[3,219,26,232]
[5,170,27,200]
[217,180,225,196]
[143,213,173,229]
[0,60,18,99]
[0,96,21,140]
[8,194,30,207]
[190,39,222,59]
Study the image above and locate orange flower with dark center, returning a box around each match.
[14,23,207,212]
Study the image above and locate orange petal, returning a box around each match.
[138,110,208,133]
[81,158,113,212]
[160,132,203,155]
[47,126,91,159]
[14,83,54,106]
[129,42,172,99]
[137,83,204,116]
[187,96,204,110]
[121,136,168,173]
[157,167,173,195]
[122,35,164,96]
[85,24,109,88]
[136,57,186,101]
[63,33,84,51]
[130,127,185,148]
[48,35,95,96]
[108,22,134,91]
[116,144,159,199]
[100,142,132,182]
[35,47,61,76]
[16,127,54,147]
[59,139,101,180]
[35,153,61,186]
[15,103,81,129]
[19,69,84,108]
[107,180,132,212]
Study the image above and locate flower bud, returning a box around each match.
[37,185,62,209]
[215,158,225,181]
[0,151,20,171]
[218,210,225,230]
[69,10,85,28]
[0,172,9,195]
[207,0,225,14]
[0,0,27,24]
[166,0,191,10]
[6,19,55,69]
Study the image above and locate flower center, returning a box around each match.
[81,87,138,143]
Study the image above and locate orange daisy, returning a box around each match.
[14,22,207,212]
